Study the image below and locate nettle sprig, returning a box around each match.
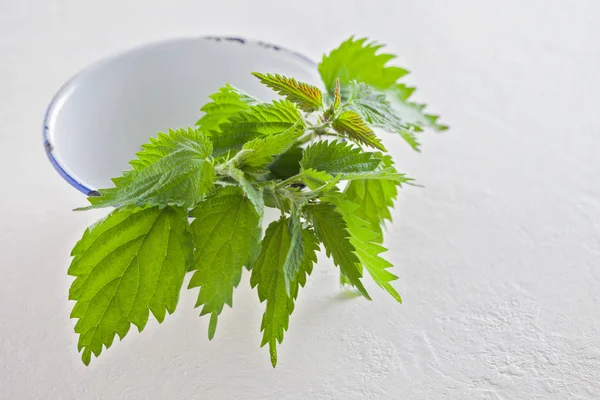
[68,37,447,366]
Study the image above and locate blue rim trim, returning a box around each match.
[42,35,317,196]
[44,138,95,195]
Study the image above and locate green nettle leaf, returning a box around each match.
[223,167,265,217]
[189,187,261,339]
[347,82,394,122]
[210,100,303,159]
[344,155,401,241]
[197,84,259,135]
[353,229,401,302]
[253,72,323,112]
[319,37,408,95]
[69,206,193,365]
[291,228,320,299]
[306,202,370,299]
[210,131,259,159]
[247,224,263,271]
[347,82,421,151]
[250,218,319,367]
[87,128,215,209]
[237,120,305,171]
[282,213,304,293]
[301,168,334,190]
[332,110,387,151]
[301,140,381,175]
[346,82,414,147]
[389,84,448,132]
[345,178,398,240]
[223,100,303,136]
[325,192,401,302]
[66,37,446,367]
[341,168,412,183]
[319,37,446,145]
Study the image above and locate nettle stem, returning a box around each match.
[275,174,303,189]
[306,122,331,131]
[296,132,315,145]
[297,121,336,146]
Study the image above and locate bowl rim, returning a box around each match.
[42,35,317,196]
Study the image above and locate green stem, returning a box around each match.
[296,132,315,145]
[275,173,304,189]
[306,122,331,131]
[214,164,228,176]
[297,130,338,146]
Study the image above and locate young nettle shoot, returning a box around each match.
[67,37,446,367]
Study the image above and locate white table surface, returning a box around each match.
[2,1,599,399]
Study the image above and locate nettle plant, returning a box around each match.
[68,37,446,366]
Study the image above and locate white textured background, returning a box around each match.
[1,1,600,399]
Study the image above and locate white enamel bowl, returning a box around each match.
[43,36,320,195]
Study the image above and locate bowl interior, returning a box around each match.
[44,37,320,194]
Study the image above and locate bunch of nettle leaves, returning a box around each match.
[68,37,446,366]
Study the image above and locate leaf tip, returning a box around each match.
[81,349,91,366]
[269,341,278,368]
[208,313,218,340]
